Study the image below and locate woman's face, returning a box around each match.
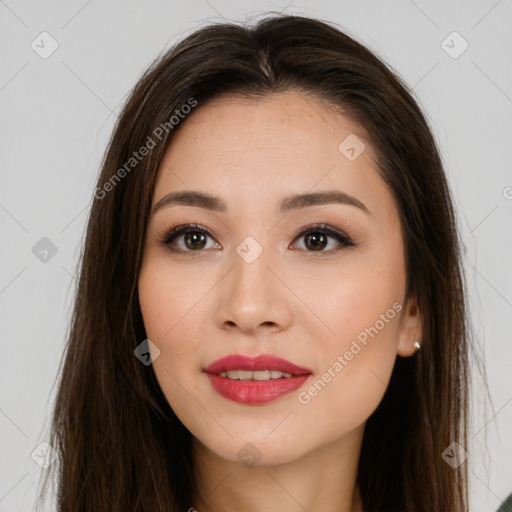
[138,91,421,466]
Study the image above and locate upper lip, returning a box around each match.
[204,354,313,376]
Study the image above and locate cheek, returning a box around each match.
[137,259,205,424]
[298,349,396,445]
[137,257,205,359]
[290,248,405,347]
[291,253,404,422]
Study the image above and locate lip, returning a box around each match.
[204,354,312,376]
[204,354,313,405]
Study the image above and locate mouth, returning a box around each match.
[215,369,295,380]
[203,354,313,404]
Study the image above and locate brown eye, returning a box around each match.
[159,224,220,252]
[158,222,355,255]
[183,231,208,250]
[293,224,355,253]
[304,232,328,251]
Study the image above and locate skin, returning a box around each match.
[137,91,422,512]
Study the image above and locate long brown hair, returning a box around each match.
[36,13,472,511]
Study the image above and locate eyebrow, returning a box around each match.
[151,190,370,216]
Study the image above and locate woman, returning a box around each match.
[36,13,480,512]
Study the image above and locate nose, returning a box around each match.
[214,247,294,335]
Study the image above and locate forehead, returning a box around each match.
[152,91,391,217]
[163,91,374,164]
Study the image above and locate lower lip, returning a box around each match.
[206,373,311,404]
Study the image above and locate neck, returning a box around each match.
[191,425,365,512]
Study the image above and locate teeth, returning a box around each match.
[253,370,270,381]
[218,370,294,380]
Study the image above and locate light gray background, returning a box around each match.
[1,1,511,510]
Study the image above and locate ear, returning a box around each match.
[396,293,423,357]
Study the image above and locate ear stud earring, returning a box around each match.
[414,341,421,352]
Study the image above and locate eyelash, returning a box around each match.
[156,221,356,256]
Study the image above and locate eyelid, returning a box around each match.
[157,221,357,255]
[157,222,219,248]
[291,223,355,247]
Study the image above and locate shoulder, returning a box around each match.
[496,492,512,512]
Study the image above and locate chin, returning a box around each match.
[191,426,309,465]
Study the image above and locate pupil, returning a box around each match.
[185,232,206,250]
[306,233,326,251]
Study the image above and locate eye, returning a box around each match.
[157,222,355,255]
[157,223,220,253]
[291,224,355,253]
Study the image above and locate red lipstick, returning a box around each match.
[204,354,312,404]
